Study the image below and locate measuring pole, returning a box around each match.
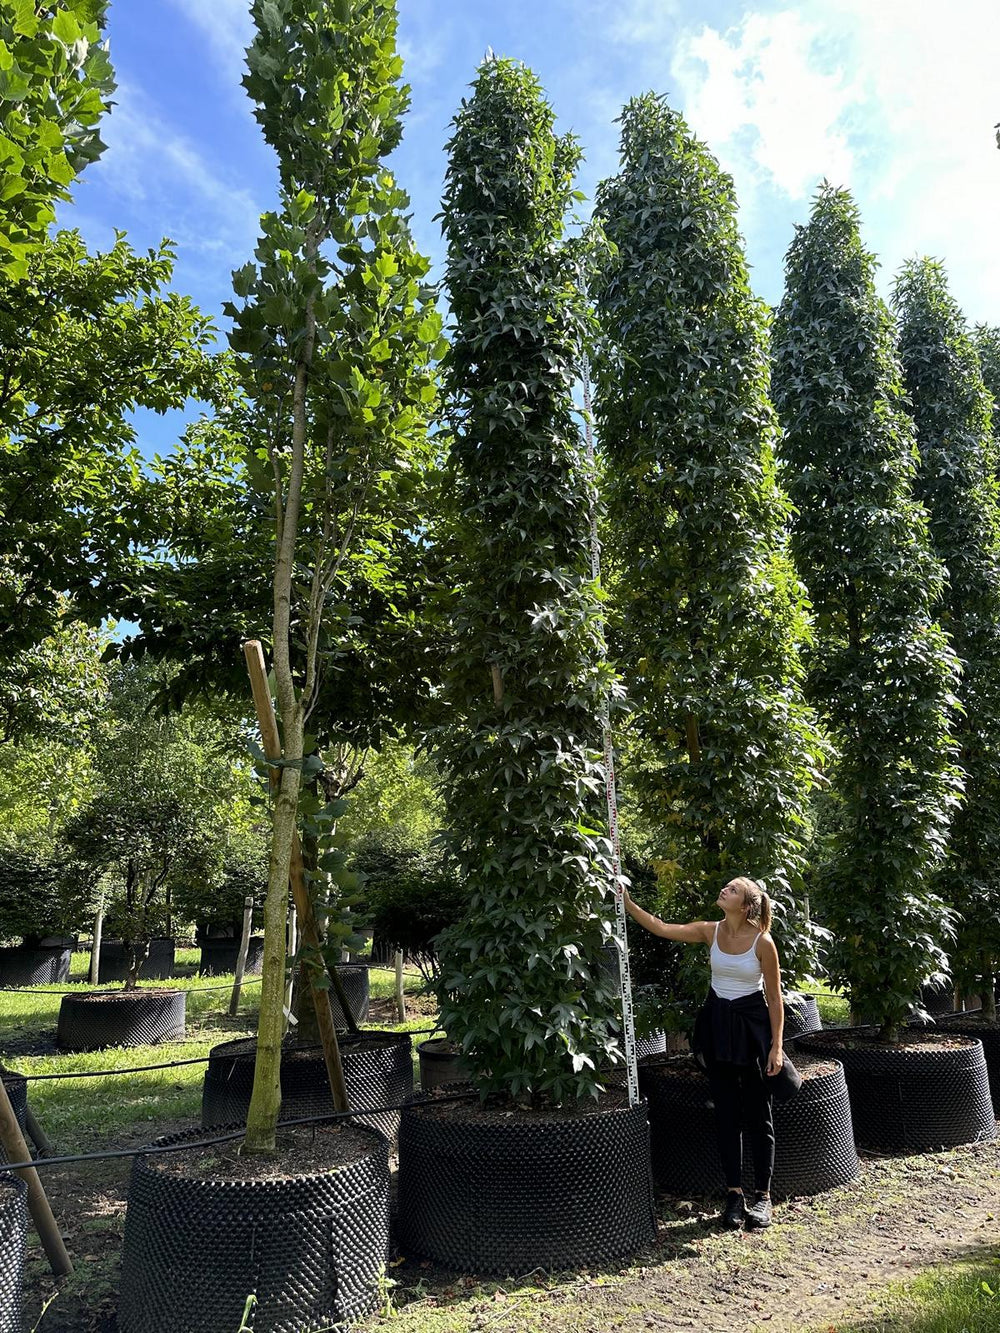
[582,359,639,1109]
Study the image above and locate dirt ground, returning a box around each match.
[21,1122,999,1332]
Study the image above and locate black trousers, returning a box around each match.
[706,1059,775,1194]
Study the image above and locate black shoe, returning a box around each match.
[720,1191,745,1229]
[745,1193,772,1229]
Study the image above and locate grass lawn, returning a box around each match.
[830,1256,1000,1332]
[1,950,436,1150]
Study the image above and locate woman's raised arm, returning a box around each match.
[621,888,713,944]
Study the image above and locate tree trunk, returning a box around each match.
[394,949,406,1022]
[983,953,997,1023]
[243,742,301,1152]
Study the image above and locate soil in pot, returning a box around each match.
[118,1122,389,1333]
[639,1051,858,1199]
[201,1030,413,1141]
[56,989,186,1051]
[396,1086,655,1274]
[796,1028,996,1152]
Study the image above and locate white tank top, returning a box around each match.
[710,922,764,1000]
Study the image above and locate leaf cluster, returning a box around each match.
[0,0,115,276]
[0,229,216,656]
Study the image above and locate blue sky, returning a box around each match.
[62,0,1000,458]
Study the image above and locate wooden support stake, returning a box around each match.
[89,899,104,986]
[0,1076,72,1276]
[394,949,406,1023]
[229,896,254,1018]
[243,640,350,1113]
[24,1105,54,1159]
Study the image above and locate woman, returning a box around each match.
[623,875,784,1230]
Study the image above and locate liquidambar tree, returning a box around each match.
[229,0,440,1150]
[895,259,1000,1019]
[772,186,962,1042]
[591,95,825,1011]
[434,58,621,1104]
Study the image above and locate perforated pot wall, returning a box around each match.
[796,1031,996,1152]
[201,1031,413,1142]
[0,1176,27,1333]
[198,937,264,976]
[396,1097,655,1274]
[56,990,186,1051]
[783,993,822,1039]
[117,1124,390,1333]
[94,939,176,984]
[638,1055,858,1198]
[934,1017,1000,1118]
[329,965,370,1028]
[0,1070,28,1167]
[0,945,70,988]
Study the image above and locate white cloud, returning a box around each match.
[168,0,253,86]
[95,81,263,275]
[667,1,1000,320]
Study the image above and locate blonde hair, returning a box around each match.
[730,876,772,934]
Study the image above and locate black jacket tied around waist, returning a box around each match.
[692,987,771,1069]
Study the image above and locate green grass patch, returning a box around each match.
[827,1255,1000,1332]
[2,956,435,1152]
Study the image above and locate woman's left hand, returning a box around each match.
[766,1043,783,1076]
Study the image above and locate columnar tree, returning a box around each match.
[433,58,621,1105]
[591,95,825,1013]
[772,186,962,1041]
[229,0,439,1150]
[894,260,1000,1017]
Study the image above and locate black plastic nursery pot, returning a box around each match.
[201,1030,413,1142]
[117,1122,390,1333]
[93,938,176,984]
[0,1175,27,1333]
[418,1038,469,1091]
[329,963,370,1029]
[638,1052,858,1199]
[783,992,822,1039]
[0,943,71,988]
[936,1015,1000,1117]
[0,1068,28,1166]
[56,989,186,1051]
[796,1029,996,1153]
[198,936,264,976]
[396,1093,655,1274]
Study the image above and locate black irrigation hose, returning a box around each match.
[2,1027,443,1083]
[0,1091,479,1174]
